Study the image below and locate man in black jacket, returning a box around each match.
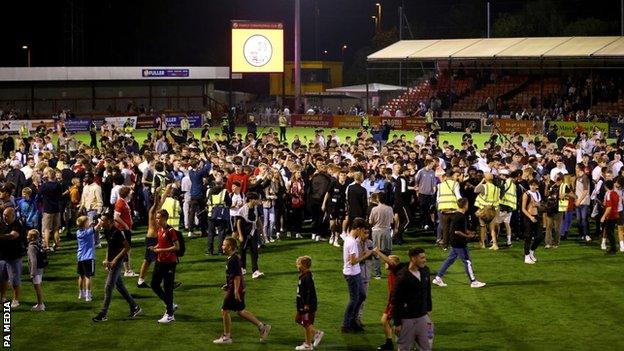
[391,247,433,351]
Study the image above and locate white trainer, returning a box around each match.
[295,343,313,350]
[157,313,175,324]
[10,300,19,308]
[85,294,93,302]
[432,277,447,287]
[529,251,537,262]
[259,323,272,342]
[295,233,302,239]
[313,330,324,347]
[470,281,486,288]
[524,255,535,264]
[242,268,247,275]
[78,291,84,300]
[124,271,139,277]
[213,335,233,344]
[31,304,45,312]
[252,270,265,279]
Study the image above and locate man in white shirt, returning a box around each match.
[20,158,35,180]
[549,160,568,181]
[611,153,623,176]
[341,218,373,332]
[592,157,607,182]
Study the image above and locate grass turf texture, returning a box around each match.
[11,128,622,350]
[11,229,624,351]
[60,127,493,152]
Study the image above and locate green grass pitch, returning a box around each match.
[9,127,624,351]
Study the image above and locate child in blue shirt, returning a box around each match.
[76,216,96,301]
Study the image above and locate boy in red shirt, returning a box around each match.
[600,180,619,254]
[148,209,180,323]
[373,248,405,351]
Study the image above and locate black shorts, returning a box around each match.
[145,237,158,263]
[77,259,95,277]
[328,207,345,221]
[222,295,246,312]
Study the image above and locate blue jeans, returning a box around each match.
[576,205,589,238]
[343,273,366,329]
[262,206,275,241]
[559,211,574,238]
[99,260,137,316]
[436,247,476,283]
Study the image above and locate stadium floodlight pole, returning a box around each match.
[487,1,491,38]
[22,45,31,67]
[294,0,302,113]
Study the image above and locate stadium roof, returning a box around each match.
[367,37,624,62]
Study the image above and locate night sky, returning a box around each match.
[1,1,621,67]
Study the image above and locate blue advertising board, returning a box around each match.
[165,114,202,128]
[142,69,190,78]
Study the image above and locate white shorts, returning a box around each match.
[32,269,43,285]
[496,211,512,224]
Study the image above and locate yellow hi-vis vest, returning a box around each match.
[499,179,517,211]
[207,190,226,217]
[475,183,499,209]
[19,125,29,138]
[279,116,288,127]
[362,115,369,127]
[558,183,569,212]
[162,197,180,229]
[437,180,459,211]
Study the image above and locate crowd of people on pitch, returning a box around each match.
[1,112,624,350]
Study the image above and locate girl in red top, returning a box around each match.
[149,209,180,323]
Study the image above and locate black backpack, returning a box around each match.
[36,243,49,269]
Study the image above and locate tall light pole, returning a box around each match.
[22,45,31,67]
[372,15,378,32]
[341,44,348,60]
[294,0,302,112]
[375,3,382,31]
[487,1,491,38]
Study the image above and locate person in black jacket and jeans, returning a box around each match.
[391,247,434,351]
